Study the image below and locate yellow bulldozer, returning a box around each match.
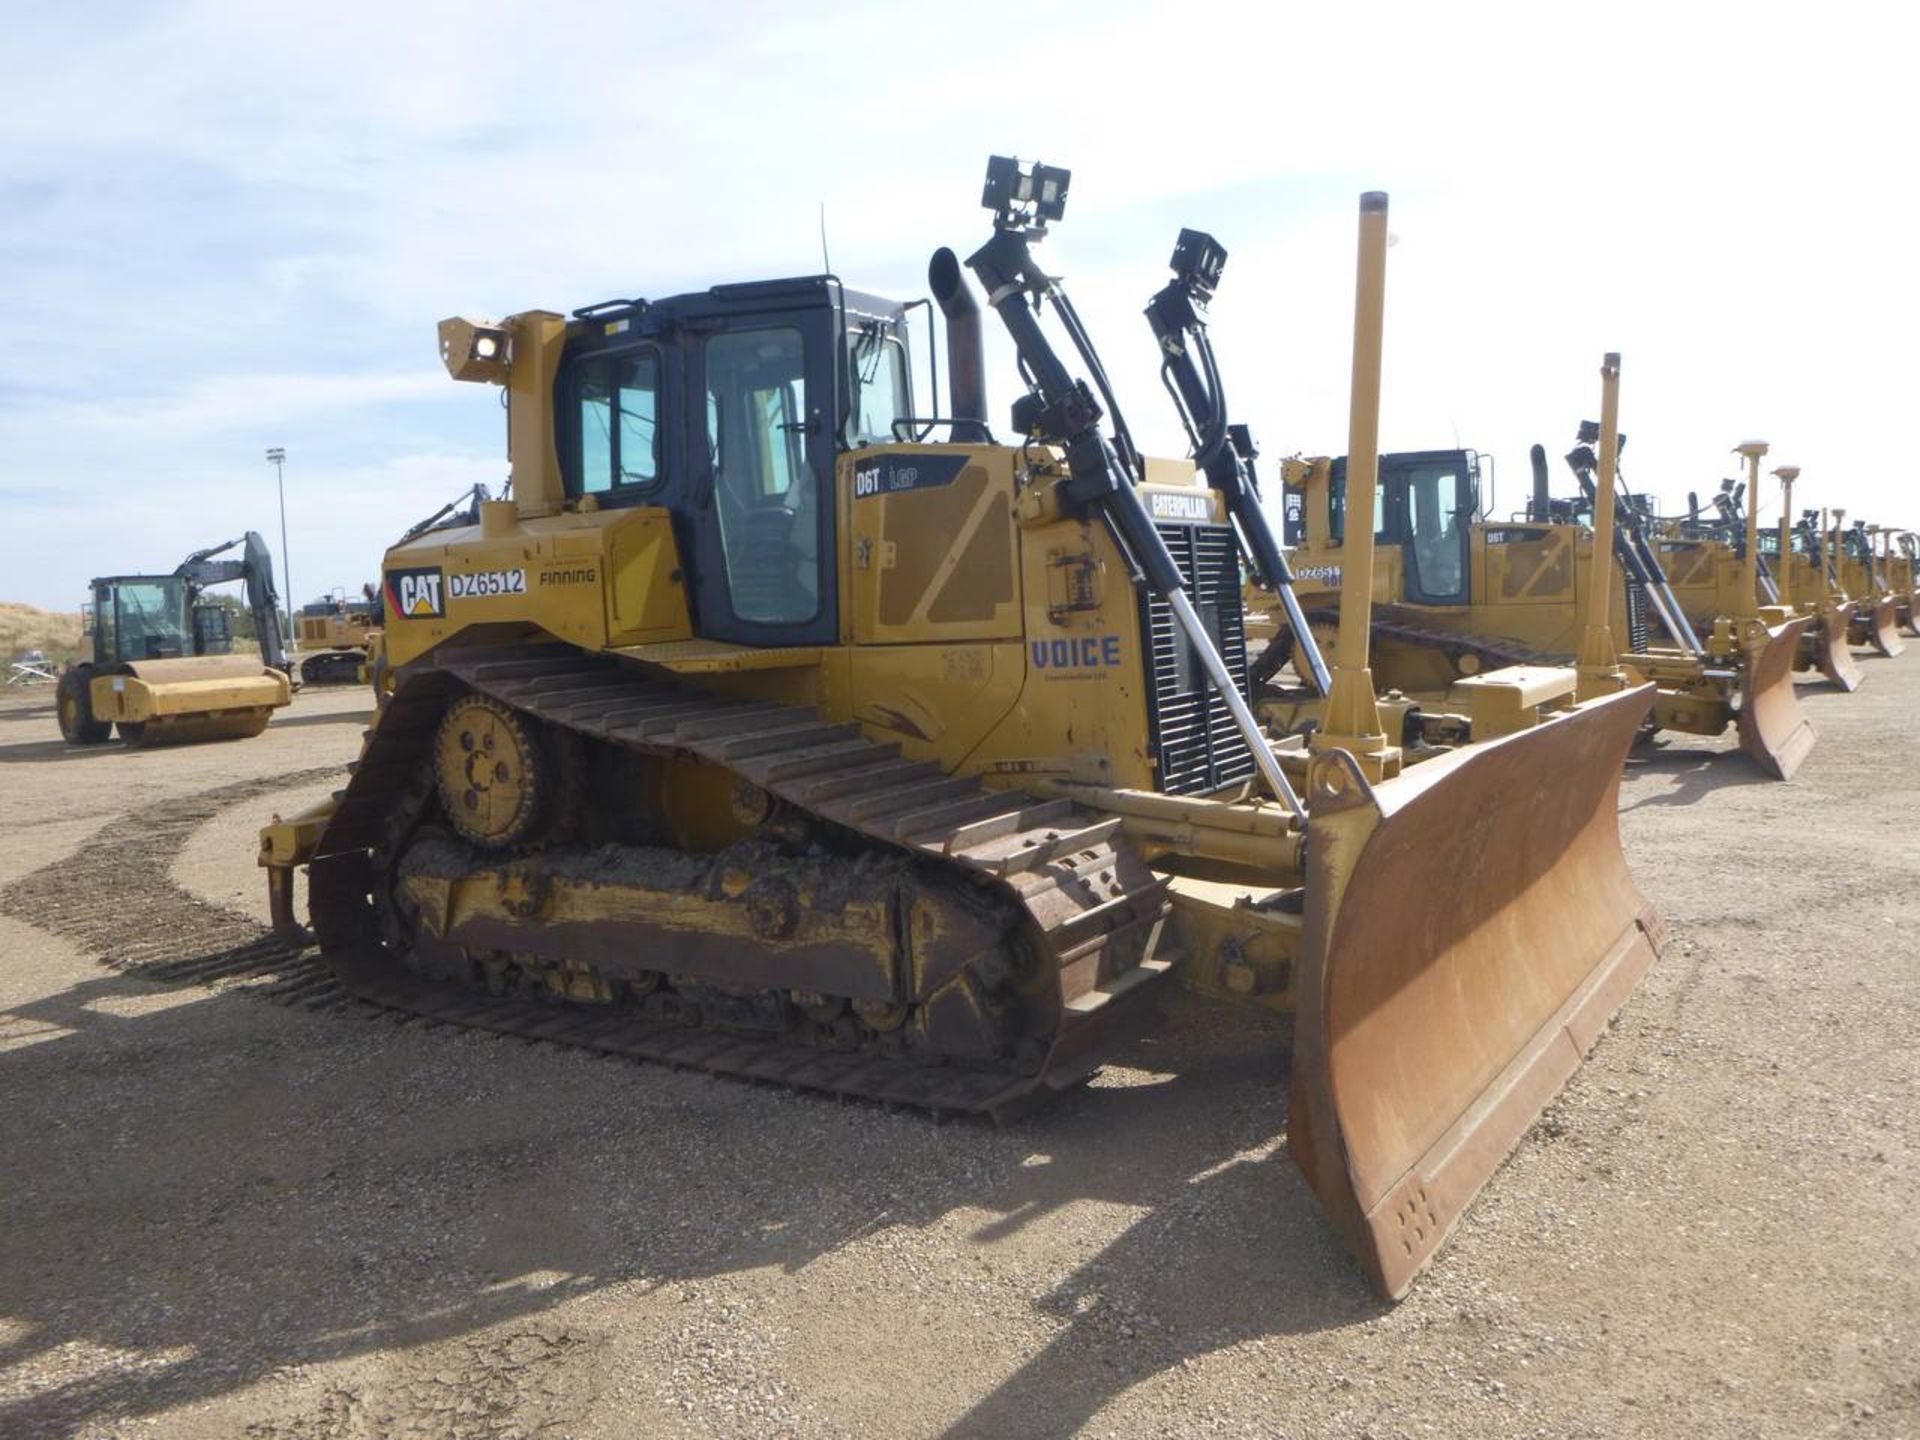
[1892,530,1919,635]
[58,532,293,748]
[1660,482,1866,692]
[259,162,1662,1298]
[1261,391,1815,779]
[1836,520,1906,659]
[294,588,382,685]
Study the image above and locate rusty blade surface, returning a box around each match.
[1290,684,1661,1300]
[1736,618,1816,780]
[1812,609,1865,692]
[1867,598,1905,658]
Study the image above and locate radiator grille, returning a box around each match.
[1139,521,1257,795]
[1624,579,1651,653]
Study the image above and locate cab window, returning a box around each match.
[847,325,908,446]
[108,579,190,662]
[1403,460,1470,602]
[574,349,661,495]
[705,326,820,624]
[1328,468,1389,545]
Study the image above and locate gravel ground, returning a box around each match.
[0,666,1914,1439]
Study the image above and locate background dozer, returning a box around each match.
[1142,228,1595,760]
[295,588,381,684]
[258,162,1661,1298]
[1892,531,1919,635]
[1749,486,1858,691]
[1662,482,1864,691]
[1264,410,1814,778]
[58,531,293,748]
[1838,521,1904,658]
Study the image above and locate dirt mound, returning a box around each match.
[0,601,83,666]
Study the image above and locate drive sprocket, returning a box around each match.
[433,693,547,847]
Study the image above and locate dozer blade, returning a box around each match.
[1867,598,1904,658]
[1289,684,1661,1300]
[1735,617,1817,780]
[1812,609,1864,691]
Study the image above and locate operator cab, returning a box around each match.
[1311,449,1480,606]
[86,575,193,666]
[554,278,920,649]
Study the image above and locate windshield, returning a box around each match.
[101,577,191,663]
[847,322,909,446]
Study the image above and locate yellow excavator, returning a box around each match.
[58,532,293,747]
[258,162,1661,1299]
[1262,400,1814,779]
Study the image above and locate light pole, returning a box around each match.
[265,446,292,644]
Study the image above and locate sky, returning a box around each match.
[3,0,1915,613]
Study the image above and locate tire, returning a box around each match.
[56,668,112,745]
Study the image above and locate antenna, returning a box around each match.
[818,202,832,273]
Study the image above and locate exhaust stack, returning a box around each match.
[1529,444,1551,521]
[928,248,990,442]
[1312,191,1399,780]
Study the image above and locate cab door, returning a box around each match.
[685,310,840,647]
[1392,452,1474,607]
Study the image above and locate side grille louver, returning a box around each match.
[1624,579,1651,654]
[1139,521,1257,795]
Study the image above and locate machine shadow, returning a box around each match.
[0,942,1375,1436]
[268,707,375,730]
[0,739,129,765]
[1620,743,1774,809]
